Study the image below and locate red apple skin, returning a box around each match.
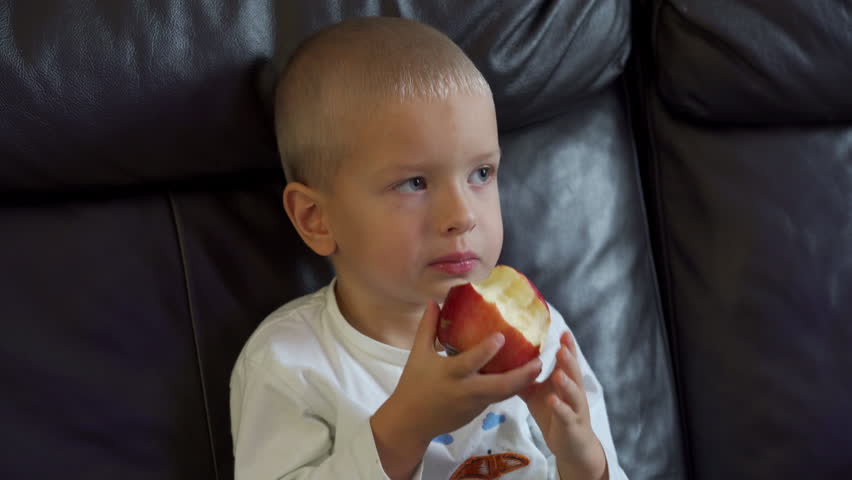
[437,274,549,374]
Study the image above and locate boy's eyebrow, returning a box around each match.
[475,148,501,161]
[463,148,502,167]
[378,149,501,173]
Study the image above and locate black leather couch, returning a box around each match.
[1,1,849,479]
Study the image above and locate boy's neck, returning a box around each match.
[333,278,424,351]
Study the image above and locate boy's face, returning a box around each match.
[325,93,502,305]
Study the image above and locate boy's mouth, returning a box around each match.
[429,252,480,275]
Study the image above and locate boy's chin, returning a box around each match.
[427,270,491,302]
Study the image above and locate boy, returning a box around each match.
[230,16,628,480]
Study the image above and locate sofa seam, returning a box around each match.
[620,66,691,480]
[649,1,695,477]
[167,192,221,480]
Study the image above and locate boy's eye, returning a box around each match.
[395,176,427,193]
[469,166,494,185]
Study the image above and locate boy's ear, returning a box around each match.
[282,182,336,257]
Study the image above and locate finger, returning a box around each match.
[473,356,543,401]
[518,378,546,402]
[450,332,505,376]
[561,331,578,359]
[413,301,440,355]
[547,392,579,425]
[518,374,551,421]
[557,344,585,390]
[554,368,587,415]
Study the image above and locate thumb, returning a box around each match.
[412,301,440,354]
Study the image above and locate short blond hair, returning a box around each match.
[273,16,492,189]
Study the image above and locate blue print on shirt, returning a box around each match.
[482,412,506,430]
[432,411,506,446]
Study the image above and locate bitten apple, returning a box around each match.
[437,265,550,374]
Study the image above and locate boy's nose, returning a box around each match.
[439,187,476,235]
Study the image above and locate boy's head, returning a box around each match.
[276,16,503,307]
[274,16,493,190]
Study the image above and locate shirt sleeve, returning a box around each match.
[535,306,629,480]
[230,359,424,480]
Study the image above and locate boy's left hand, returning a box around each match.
[519,331,607,480]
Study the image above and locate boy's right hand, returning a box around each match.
[371,301,542,480]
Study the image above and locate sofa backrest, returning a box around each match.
[631,0,852,478]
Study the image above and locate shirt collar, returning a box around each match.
[323,278,412,367]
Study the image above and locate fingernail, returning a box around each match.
[492,333,505,347]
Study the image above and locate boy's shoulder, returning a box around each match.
[236,285,330,366]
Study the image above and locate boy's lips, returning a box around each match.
[429,252,480,275]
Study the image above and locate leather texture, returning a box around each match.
[259,0,631,131]
[655,0,852,124]
[632,0,852,478]
[8,0,846,479]
[1,194,217,479]
[0,1,278,194]
[498,86,683,480]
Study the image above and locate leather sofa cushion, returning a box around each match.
[656,0,852,124]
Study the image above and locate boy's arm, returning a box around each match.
[231,361,416,480]
[370,399,432,480]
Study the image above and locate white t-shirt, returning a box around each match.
[230,280,628,479]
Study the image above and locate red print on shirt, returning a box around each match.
[449,452,530,479]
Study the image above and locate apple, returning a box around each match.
[438,265,550,374]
